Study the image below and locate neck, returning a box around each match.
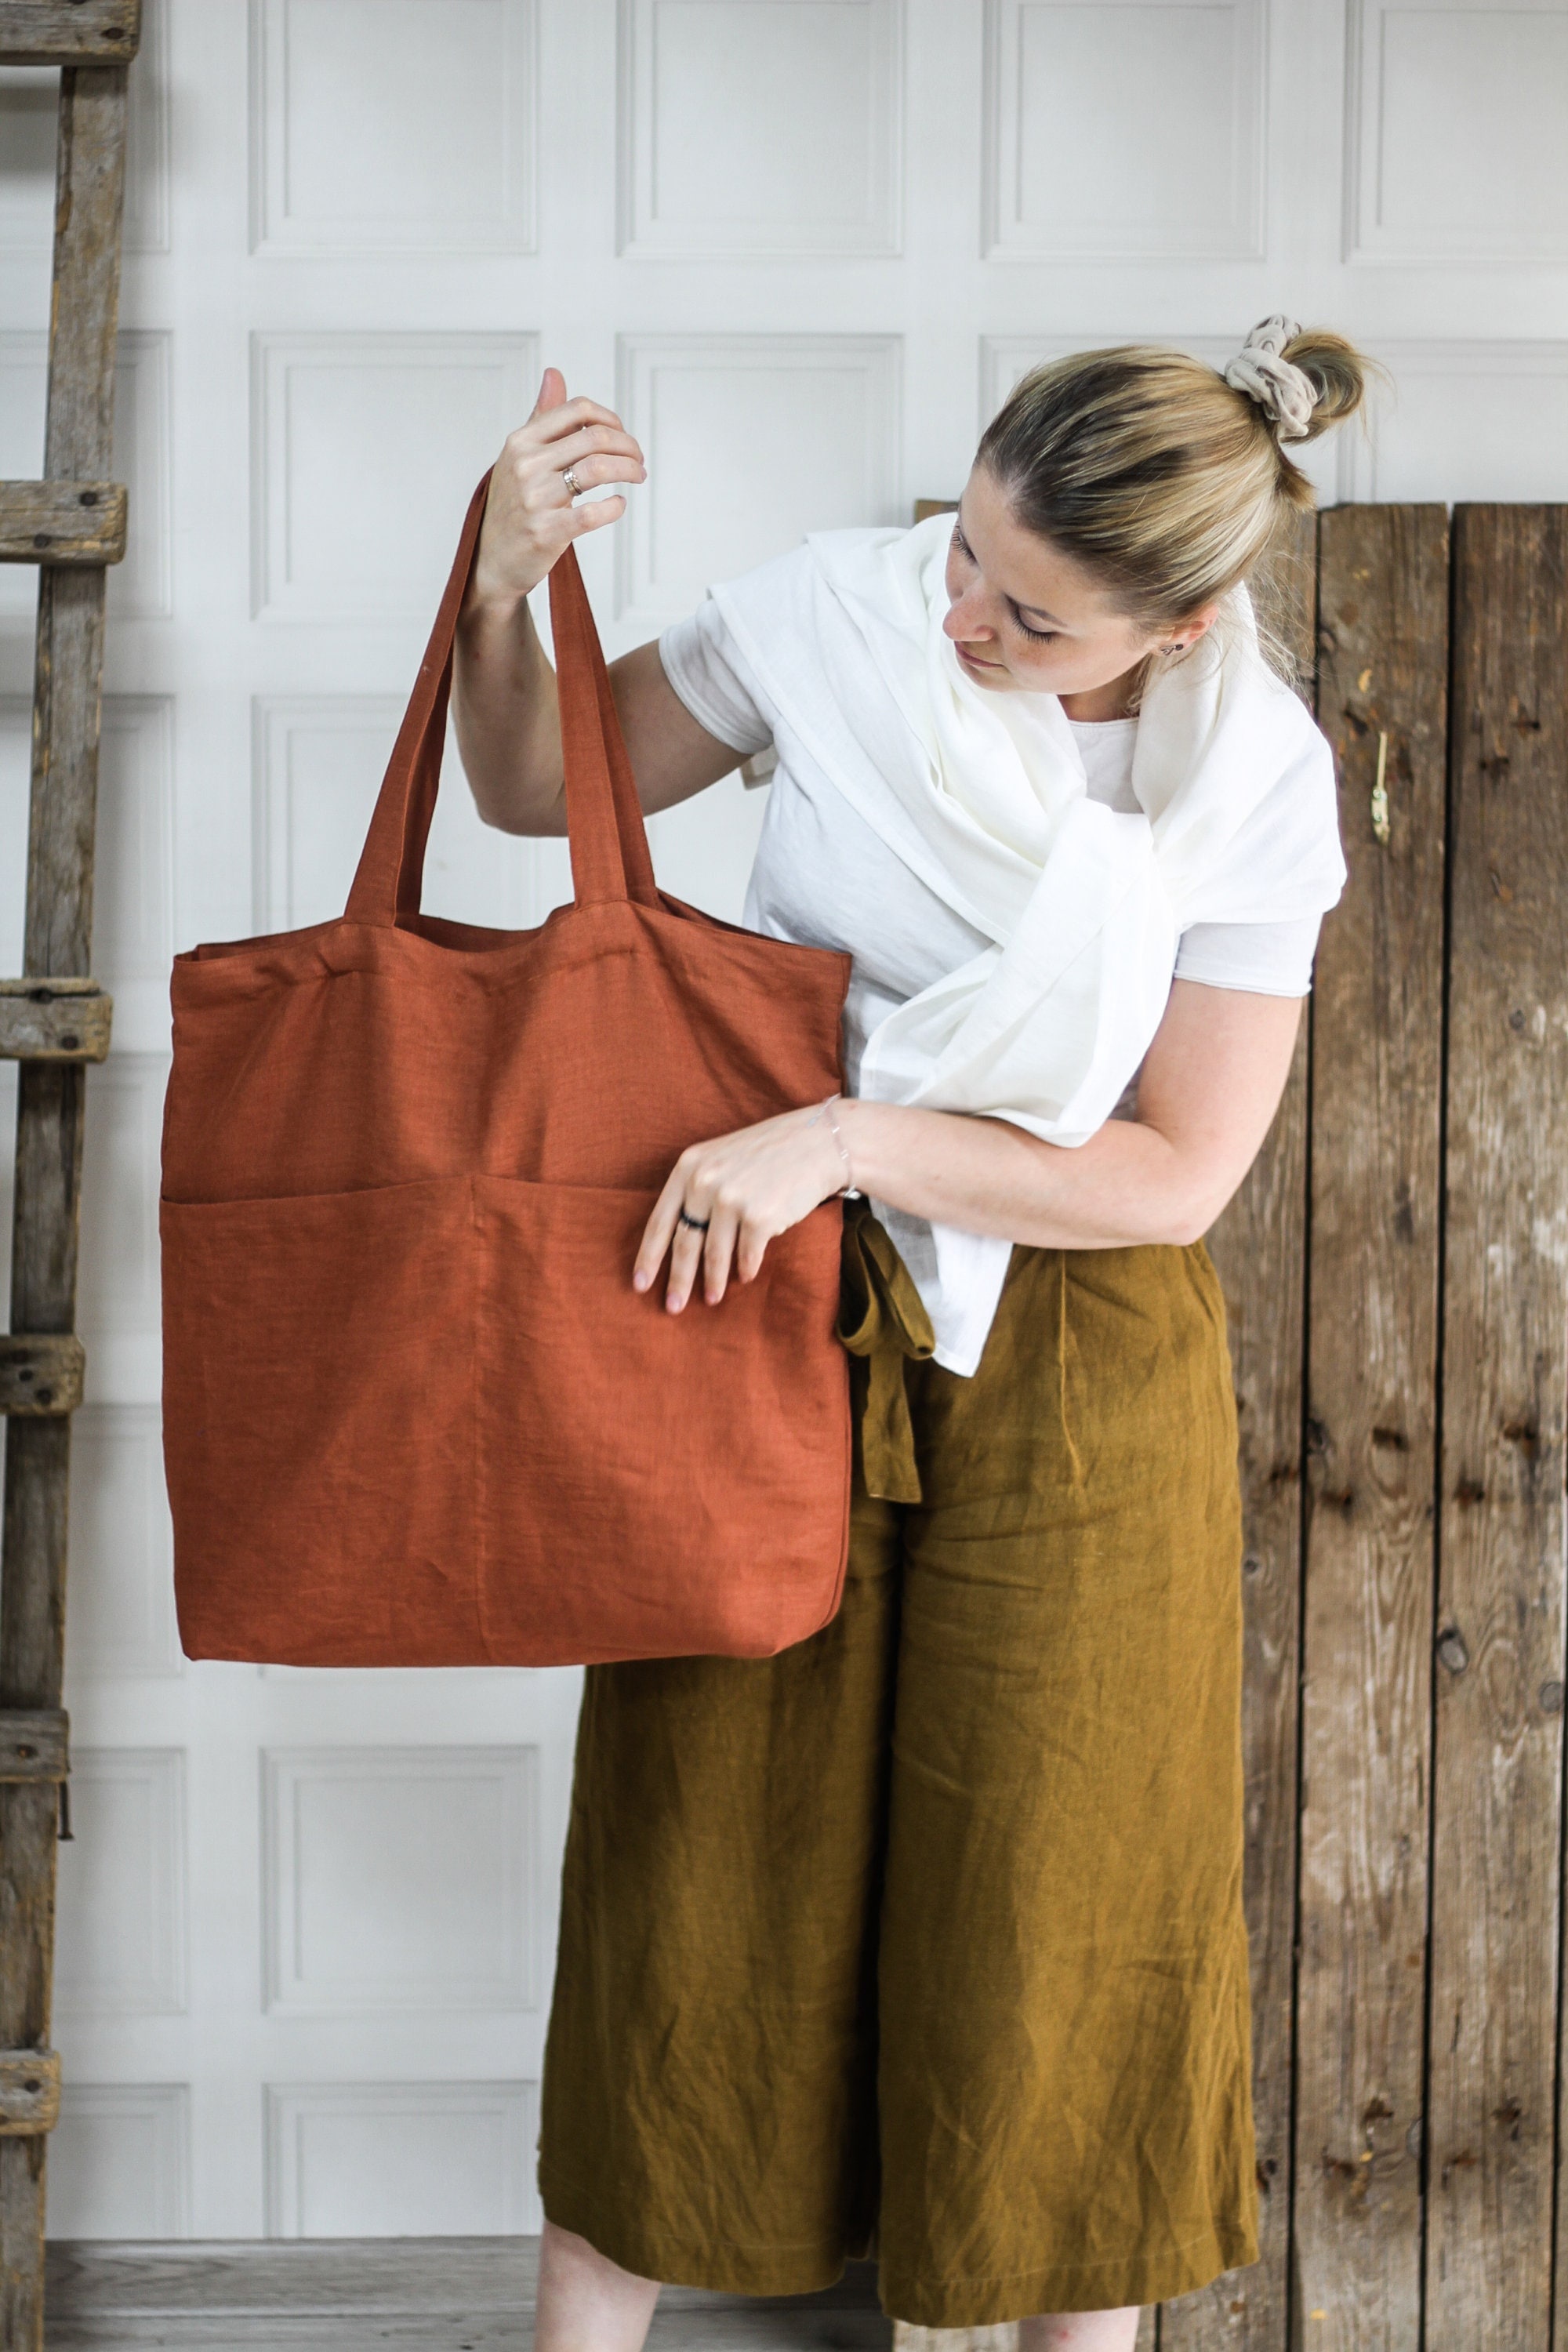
[1059,660,1145,724]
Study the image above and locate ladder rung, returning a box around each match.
[0,1711,68,1787]
[0,1336,85,1417]
[0,481,126,567]
[0,2050,60,2140]
[0,979,113,1062]
[0,2,139,66]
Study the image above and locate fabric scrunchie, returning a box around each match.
[1223,314,1316,444]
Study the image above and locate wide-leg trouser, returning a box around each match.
[536,1232,1259,2326]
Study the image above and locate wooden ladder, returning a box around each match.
[0,5,140,2343]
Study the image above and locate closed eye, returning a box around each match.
[953,518,1059,643]
[1011,604,1058,644]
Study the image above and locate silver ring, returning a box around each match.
[561,465,580,499]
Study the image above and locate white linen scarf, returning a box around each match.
[712,512,1346,1373]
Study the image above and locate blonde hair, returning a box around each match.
[975,328,1374,637]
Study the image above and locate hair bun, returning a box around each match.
[1223,315,1316,444]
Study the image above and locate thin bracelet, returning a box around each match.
[806,1091,855,1196]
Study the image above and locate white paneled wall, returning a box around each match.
[618,0,902,255]
[261,1748,540,2015]
[983,0,1265,259]
[0,0,1563,2243]
[615,332,902,619]
[249,0,538,254]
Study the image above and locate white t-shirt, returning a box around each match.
[659,594,1321,1128]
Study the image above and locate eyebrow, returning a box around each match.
[953,503,1067,631]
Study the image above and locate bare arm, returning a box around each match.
[452,368,744,837]
[840,978,1303,1250]
[635,979,1303,1309]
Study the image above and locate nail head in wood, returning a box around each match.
[0,2050,61,2138]
[0,1711,69,1786]
[0,1335,85,1416]
[0,481,127,566]
[0,978,112,1062]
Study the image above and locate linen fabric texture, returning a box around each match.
[662,515,1346,1374]
[537,1212,1258,2325]
[160,475,853,1668]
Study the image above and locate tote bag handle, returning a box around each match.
[347,470,661,925]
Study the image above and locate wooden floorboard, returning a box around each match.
[43,2241,892,2351]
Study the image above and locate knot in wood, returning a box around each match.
[1436,1625,1471,1675]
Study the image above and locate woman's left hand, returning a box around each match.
[634,1102,852,1312]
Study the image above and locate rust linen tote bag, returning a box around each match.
[161,474,853,1668]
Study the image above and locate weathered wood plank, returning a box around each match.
[42,2241,890,2350]
[0,1336,82,1417]
[0,2053,59,2138]
[1429,506,1568,2350]
[0,482,125,568]
[894,2327,1015,2350]
[0,2,139,67]
[0,1714,67,1785]
[1294,506,1450,2351]
[1,56,131,2352]
[1160,507,1316,2352]
[0,979,111,1063]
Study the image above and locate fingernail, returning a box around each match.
[632,1270,648,1291]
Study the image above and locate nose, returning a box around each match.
[943,583,995,644]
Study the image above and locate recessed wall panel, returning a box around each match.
[78,1054,165,1339]
[983,0,1263,257]
[125,0,171,253]
[251,333,537,619]
[264,2081,537,2236]
[1348,0,1568,260]
[1342,343,1568,503]
[47,2085,191,2239]
[55,1751,187,2016]
[251,0,535,252]
[95,697,174,982]
[619,0,902,254]
[252,696,532,933]
[0,65,57,250]
[617,332,900,621]
[263,1748,540,2013]
[67,1406,181,1680]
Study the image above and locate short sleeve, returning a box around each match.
[658,600,773,760]
[1174,912,1323,996]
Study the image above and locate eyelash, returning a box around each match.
[952,525,1058,644]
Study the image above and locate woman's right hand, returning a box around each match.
[468,366,648,609]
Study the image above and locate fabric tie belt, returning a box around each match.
[836,1199,936,1505]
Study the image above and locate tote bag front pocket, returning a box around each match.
[471,1179,851,1665]
[162,1178,483,1666]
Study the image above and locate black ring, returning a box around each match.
[677,1209,710,1233]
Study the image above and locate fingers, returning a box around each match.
[528,365,568,421]
[664,1217,709,1313]
[570,495,626,535]
[701,1196,743,1306]
[521,394,634,448]
[633,1181,684,1294]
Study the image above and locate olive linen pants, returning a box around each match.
[536,1214,1259,2326]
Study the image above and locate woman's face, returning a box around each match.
[942,465,1215,702]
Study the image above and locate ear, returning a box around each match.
[1162,601,1221,654]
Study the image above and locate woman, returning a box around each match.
[454,320,1364,2352]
